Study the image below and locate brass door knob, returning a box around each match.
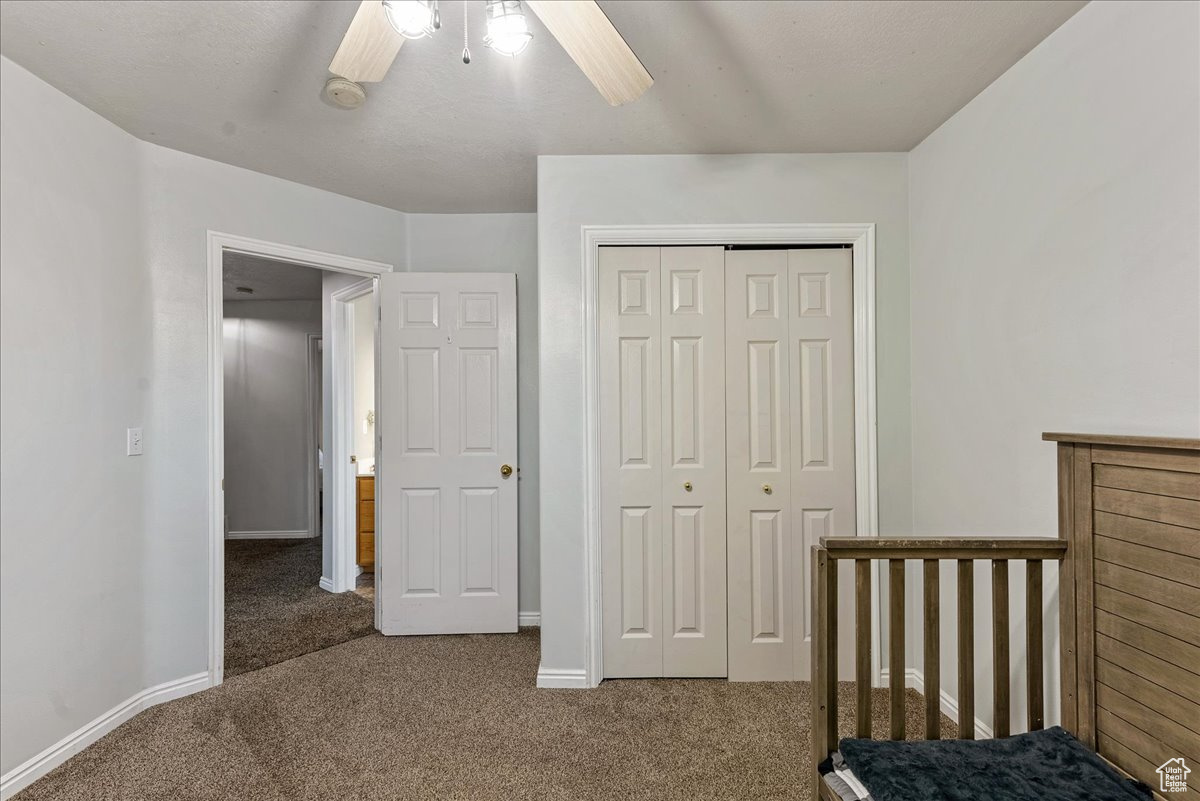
[500,464,513,477]
[683,482,693,492]
[762,484,772,494]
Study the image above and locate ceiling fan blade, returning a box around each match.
[525,0,653,106]
[329,0,404,83]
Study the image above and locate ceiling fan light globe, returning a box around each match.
[484,0,533,57]
[382,0,437,40]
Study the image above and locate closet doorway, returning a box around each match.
[587,226,878,685]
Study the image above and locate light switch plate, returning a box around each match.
[126,427,143,456]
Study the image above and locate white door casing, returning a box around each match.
[378,272,518,635]
[599,247,727,677]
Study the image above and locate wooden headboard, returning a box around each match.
[1046,433,1200,797]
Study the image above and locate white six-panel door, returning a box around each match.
[600,247,728,677]
[601,247,856,681]
[378,272,518,635]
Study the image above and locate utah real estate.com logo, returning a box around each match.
[1158,757,1191,793]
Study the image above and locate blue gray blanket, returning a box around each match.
[836,726,1152,801]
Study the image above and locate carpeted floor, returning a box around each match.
[16,629,954,800]
[223,538,375,677]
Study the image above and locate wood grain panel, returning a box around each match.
[957,559,975,740]
[1097,683,1200,765]
[1055,445,1078,735]
[1097,658,1200,736]
[1091,444,1200,473]
[1098,710,1200,801]
[1095,535,1200,588]
[1093,486,1200,530]
[1098,733,1200,801]
[923,559,941,740]
[854,559,872,739]
[1096,633,1200,701]
[992,560,1010,739]
[1095,510,1200,558]
[1094,559,1200,616]
[1095,609,1200,674]
[1095,584,1200,647]
[1071,445,1095,746]
[1094,463,1200,500]
[889,559,905,740]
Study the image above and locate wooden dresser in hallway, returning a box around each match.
[357,475,375,571]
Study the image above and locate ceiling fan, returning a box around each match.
[325,0,653,108]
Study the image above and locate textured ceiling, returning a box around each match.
[223,252,324,301]
[0,0,1085,212]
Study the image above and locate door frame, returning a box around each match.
[579,223,880,689]
[306,333,323,539]
[328,278,377,596]
[206,231,393,687]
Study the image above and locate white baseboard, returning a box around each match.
[319,576,336,593]
[225,530,312,540]
[0,672,211,800]
[518,611,541,627]
[536,665,589,689]
[879,667,993,739]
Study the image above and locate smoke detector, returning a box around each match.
[324,77,366,110]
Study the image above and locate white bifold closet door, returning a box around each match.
[725,249,856,681]
[600,246,728,678]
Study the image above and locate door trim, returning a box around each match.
[330,279,376,595]
[578,224,880,689]
[206,231,393,688]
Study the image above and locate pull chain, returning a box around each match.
[462,2,472,64]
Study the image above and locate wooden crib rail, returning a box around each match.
[810,536,1068,795]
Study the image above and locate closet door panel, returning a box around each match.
[788,249,857,680]
[726,250,796,681]
[600,247,664,677]
[660,247,727,677]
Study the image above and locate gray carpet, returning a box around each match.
[223,538,374,677]
[16,629,954,800]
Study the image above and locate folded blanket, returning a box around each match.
[838,726,1152,801]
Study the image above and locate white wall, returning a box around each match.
[351,293,376,470]
[406,213,541,615]
[535,155,911,675]
[0,58,148,777]
[908,0,1200,733]
[222,300,322,536]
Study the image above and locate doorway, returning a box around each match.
[207,232,393,685]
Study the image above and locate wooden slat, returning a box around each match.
[1043,433,1200,451]
[811,547,831,800]
[826,556,838,752]
[854,559,872,738]
[923,559,940,740]
[1095,535,1200,588]
[1096,633,1200,701]
[992,559,1010,738]
[1097,659,1200,736]
[1098,733,1199,801]
[1097,684,1200,765]
[1094,559,1200,616]
[1098,709,1200,801]
[1026,560,1044,731]
[1090,444,1200,473]
[1095,609,1200,675]
[1072,445,1096,746]
[1095,510,1200,559]
[1095,584,1200,647]
[889,559,905,740]
[821,537,1066,561]
[1055,445,1078,736]
[1094,463,1200,501]
[957,559,975,739]
[1094,486,1200,530]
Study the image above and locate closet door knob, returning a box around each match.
[762,484,772,494]
[500,464,513,477]
[683,482,693,492]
